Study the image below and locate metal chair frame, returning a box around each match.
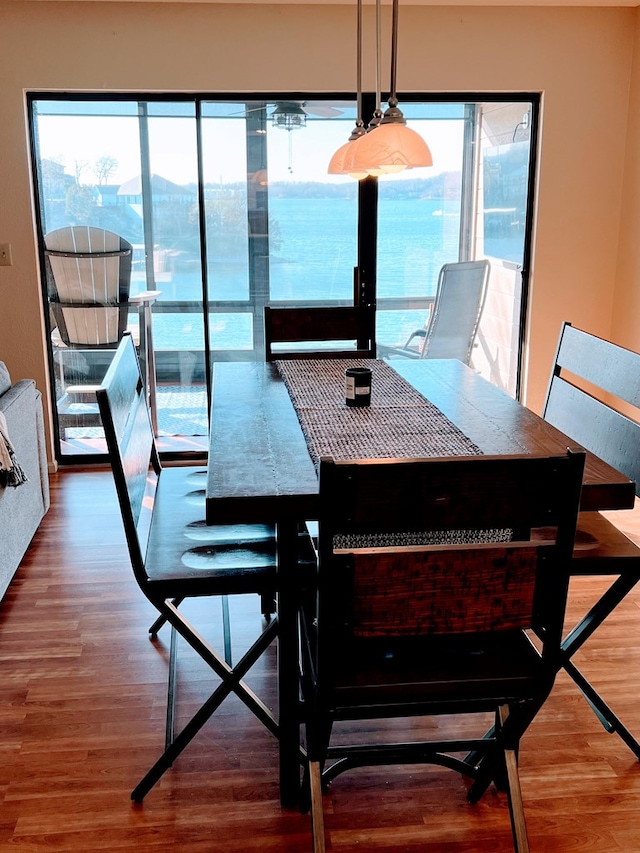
[97,333,286,800]
[379,259,490,364]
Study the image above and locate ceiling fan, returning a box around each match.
[224,101,347,174]
[227,101,344,128]
[268,102,344,172]
[274,101,344,121]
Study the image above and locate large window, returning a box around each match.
[29,93,538,462]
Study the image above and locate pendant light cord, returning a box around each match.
[357,0,362,123]
[390,0,399,102]
[376,0,381,112]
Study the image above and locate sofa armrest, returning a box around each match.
[1,380,50,510]
[0,362,11,396]
[0,380,50,592]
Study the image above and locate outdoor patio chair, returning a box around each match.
[96,332,308,800]
[300,450,585,853]
[542,320,640,757]
[379,259,490,364]
[44,225,160,432]
[264,305,376,360]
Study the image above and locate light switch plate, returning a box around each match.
[0,243,13,266]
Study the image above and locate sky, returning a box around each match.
[38,110,464,188]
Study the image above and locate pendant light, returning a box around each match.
[339,0,385,179]
[333,0,433,178]
[327,0,367,177]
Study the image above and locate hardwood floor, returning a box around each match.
[2,471,640,851]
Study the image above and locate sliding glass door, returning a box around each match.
[376,98,536,394]
[29,93,538,462]
[32,98,210,454]
[200,100,359,362]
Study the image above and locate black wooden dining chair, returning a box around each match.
[300,451,585,853]
[264,305,376,360]
[542,321,640,757]
[97,333,289,800]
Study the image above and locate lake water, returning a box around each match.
[146,196,513,352]
[268,196,461,302]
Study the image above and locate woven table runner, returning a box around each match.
[276,358,482,467]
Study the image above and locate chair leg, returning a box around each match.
[149,598,184,637]
[309,760,326,853]
[261,591,277,618]
[165,625,178,750]
[499,706,530,853]
[131,610,279,802]
[504,747,530,853]
[467,714,502,803]
[560,572,640,758]
[562,659,640,758]
[222,594,232,666]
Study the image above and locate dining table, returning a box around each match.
[205,357,636,807]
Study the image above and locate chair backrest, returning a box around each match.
[45,226,133,348]
[264,305,376,361]
[316,451,584,676]
[96,333,160,585]
[421,260,490,363]
[542,322,640,497]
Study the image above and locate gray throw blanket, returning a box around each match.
[0,411,28,487]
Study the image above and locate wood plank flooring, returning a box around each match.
[2,470,640,851]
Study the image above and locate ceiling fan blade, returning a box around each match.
[223,101,345,120]
[302,104,344,118]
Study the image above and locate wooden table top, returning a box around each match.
[206,359,636,524]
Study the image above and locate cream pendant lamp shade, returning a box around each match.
[327,141,352,175]
[334,133,369,179]
[328,120,367,175]
[348,110,433,175]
